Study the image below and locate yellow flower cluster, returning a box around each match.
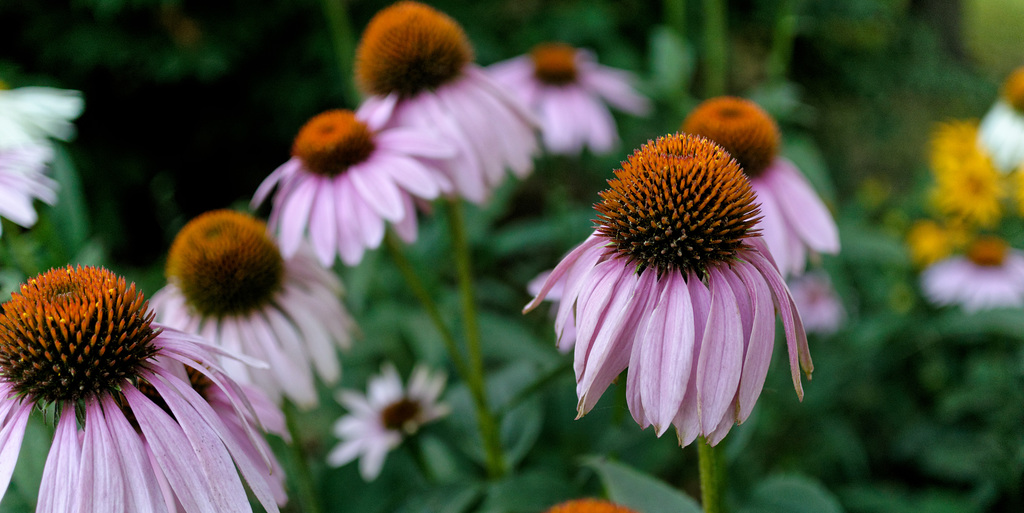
[907,117,1024,267]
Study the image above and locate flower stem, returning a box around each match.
[446,198,507,478]
[701,0,728,97]
[283,399,323,513]
[766,0,798,83]
[664,0,686,39]
[320,0,361,106]
[697,436,724,513]
[383,230,472,382]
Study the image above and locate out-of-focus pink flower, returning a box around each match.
[328,363,449,481]
[525,134,811,447]
[787,271,845,335]
[0,144,57,236]
[921,236,1024,312]
[489,42,650,155]
[152,210,355,408]
[682,96,839,277]
[353,1,538,204]
[253,109,453,267]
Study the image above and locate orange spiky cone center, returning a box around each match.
[682,96,780,177]
[543,499,640,513]
[292,110,376,177]
[595,133,762,276]
[531,42,579,85]
[967,236,1008,267]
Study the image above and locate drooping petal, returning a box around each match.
[696,268,745,434]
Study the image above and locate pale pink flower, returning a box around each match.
[0,85,83,150]
[921,236,1024,312]
[682,96,839,276]
[328,363,449,481]
[252,108,453,267]
[787,271,845,335]
[354,1,538,204]
[525,134,811,447]
[0,144,57,236]
[0,266,282,513]
[151,210,355,408]
[488,42,650,155]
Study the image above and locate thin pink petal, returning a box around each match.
[696,268,745,434]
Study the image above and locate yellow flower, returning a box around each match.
[1012,168,1024,215]
[906,219,968,267]
[928,120,1005,227]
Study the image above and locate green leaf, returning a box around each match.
[648,25,696,96]
[584,457,703,513]
[739,475,844,513]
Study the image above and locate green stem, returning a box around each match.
[283,400,323,513]
[697,436,724,513]
[701,0,728,97]
[446,199,506,479]
[383,231,472,382]
[664,0,686,39]
[766,0,798,83]
[320,0,362,106]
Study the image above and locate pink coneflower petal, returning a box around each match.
[579,65,652,115]
[100,396,167,513]
[635,271,696,435]
[732,260,777,422]
[750,179,791,274]
[277,174,317,257]
[0,398,32,499]
[696,268,745,434]
[37,408,81,513]
[765,159,840,253]
[672,275,711,447]
[309,184,338,266]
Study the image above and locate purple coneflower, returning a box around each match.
[921,236,1024,312]
[252,108,453,267]
[0,265,282,512]
[0,144,57,236]
[787,271,845,335]
[525,133,811,446]
[353,1,538,204]
[682,96,839,277]
[488,42,650,155]
[328,362,449,481]
[151,209,355,408]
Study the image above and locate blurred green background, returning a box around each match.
[2,0,1023,512]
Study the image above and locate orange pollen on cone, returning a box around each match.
[967,236,1008,267]
[1002,66,1024,112]
[543,499,641,513]
[595,133,762,276]
[165,210,285,318]
[681,96,780,177]
[530,42,579,85]
[355,1,473,97]
[380,397,421,431]
[292,110,376,177]
[0,265,159,403]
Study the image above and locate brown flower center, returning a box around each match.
[681,96,780,177]
[166,210,284,317]
[967,236,1008,267]
[380,397,421,431]
[544,499,640,513]
[0,266,159,403]
[292,110,376,177]
[355,1,473,97]
[595,133,761,276]
[531,43,578,86]
[1002,66,1024,112]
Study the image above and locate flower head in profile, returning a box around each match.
[978,66,1024,173]
[525,133,811,447]
[488,42,651,155]
[328,362,449,481]
[0,144,58,236]
[544,498,639,513]
[151,209,355,408]
[354,1,538,204]
[787,271,845,335]
[0,83,84,150]
[253,108,453,267]
[0,265,282,512]
[929,120,1005,228]
[921,235,1024,312]
[682,96,839,276]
